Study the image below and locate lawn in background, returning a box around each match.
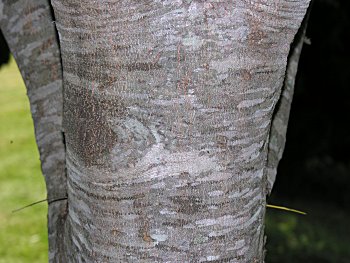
[0,57,47,263]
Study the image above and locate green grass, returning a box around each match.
[0,57,47,263]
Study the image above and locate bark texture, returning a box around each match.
[266,5,311,193]
[0,1,67,261]
[50,0,310,262]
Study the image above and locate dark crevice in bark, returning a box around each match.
[60,130,68,183]
[49,0,68,205]
[48,0,64,84]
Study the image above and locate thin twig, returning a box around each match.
[12,197,67,213]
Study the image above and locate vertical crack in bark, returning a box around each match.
[0,0,67,261]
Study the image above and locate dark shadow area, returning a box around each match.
[267,0,350,262]
[272,0,350,209]
[0,29,10,68]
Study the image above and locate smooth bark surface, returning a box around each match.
[50,1,310,262]
[0,1,67,261]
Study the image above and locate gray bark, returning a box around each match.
[0,1,67,261]
[1,0,310,262]
[50,0,310,262]
[266,5,311,193]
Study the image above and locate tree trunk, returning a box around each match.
[1,0,310,261]
[50,1,310,261]
[0,1,67,261]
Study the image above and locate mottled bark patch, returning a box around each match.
[64,85,125,166]
[125,62,161,72]
[162,219,190,228]
[171,195,203,215]
[109,117,156,170]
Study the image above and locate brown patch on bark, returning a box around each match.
[110,229,121,236]
[138,216,155,243]
[246,0,268,48]
[172,196,203,215]
[125,62,161,71]
[240,69,252,81]
[64,85,126,166]
[216,135,228,149]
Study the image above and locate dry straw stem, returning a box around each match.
[266,204,307,215]
[13,198,307,216]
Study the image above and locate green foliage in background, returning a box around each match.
[266,199,350,263]
[0,58,47,263]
